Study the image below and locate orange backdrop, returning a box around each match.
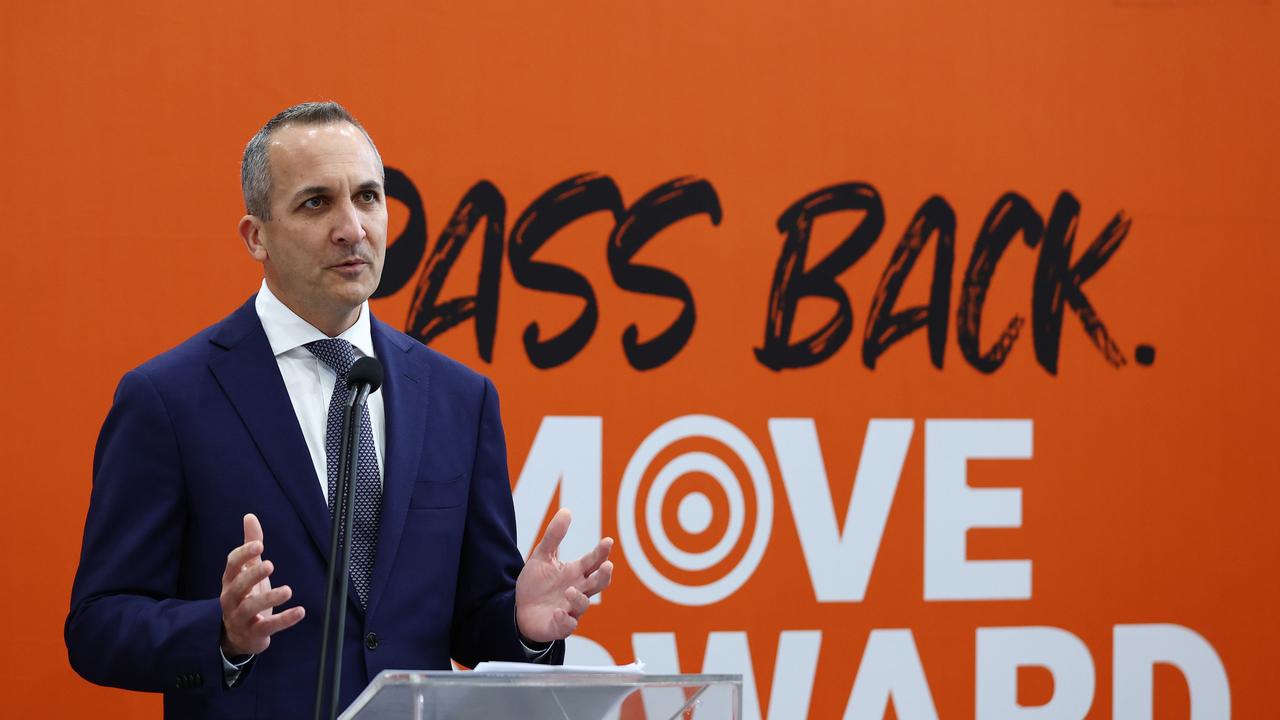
[2,1,1277,717]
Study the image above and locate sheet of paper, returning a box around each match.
[472,660,646,674]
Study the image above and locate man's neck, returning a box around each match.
[263,280,361,338]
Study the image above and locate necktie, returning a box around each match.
[304,338,381,609]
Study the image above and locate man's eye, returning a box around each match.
[302,197,324,210]
[358,191,379,203]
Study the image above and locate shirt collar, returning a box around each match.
[254,280,375,359]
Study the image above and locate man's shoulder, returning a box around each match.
[128,297,259,385]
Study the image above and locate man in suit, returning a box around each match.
[66,101,613,718]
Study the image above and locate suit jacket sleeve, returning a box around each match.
[65,369,224,694]
[448,377,565,667]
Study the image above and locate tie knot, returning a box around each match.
[304,338,357,377]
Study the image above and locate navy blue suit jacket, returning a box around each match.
[66,298,562,718]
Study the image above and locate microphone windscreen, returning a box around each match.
[348,356,384,393]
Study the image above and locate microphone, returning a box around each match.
[347,356,384,395]
[314,356,383,720]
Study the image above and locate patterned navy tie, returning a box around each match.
[304,338,381,609]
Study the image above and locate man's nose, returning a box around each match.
[331,197,366,245]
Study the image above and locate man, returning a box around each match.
[66,101,612,718]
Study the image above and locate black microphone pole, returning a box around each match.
[314,357,384,720]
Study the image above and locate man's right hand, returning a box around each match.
[220,513,305,657]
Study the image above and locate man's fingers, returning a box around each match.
[553,608,579,636]
[579,561,613,597]
[253,605,306,637]
[238,583,293,620]
[574,537,613,577]
[228,559,274,601]
[531,508,572,562]
[229,602,305,652]
[564,587,590,618]
[222,541,264,585]
[243,513,264,545]
[220,517,295,656]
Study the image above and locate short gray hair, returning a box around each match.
[241,101,384,219]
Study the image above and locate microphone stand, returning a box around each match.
[313,378,375,720]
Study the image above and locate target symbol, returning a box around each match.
[618,415,774,606]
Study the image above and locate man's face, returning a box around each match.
[245,121,387,331]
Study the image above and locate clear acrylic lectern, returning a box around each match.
[338,670,743,720]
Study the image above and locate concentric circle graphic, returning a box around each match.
[646,451,744,571]
[618,415,774,606]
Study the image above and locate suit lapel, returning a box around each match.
[207,299,333,562]
[366,317,429,619]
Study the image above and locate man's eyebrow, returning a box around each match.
[355,179,384,194]
[290,185,332,204]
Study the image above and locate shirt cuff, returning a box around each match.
[518,634,554,662]
[220,646,255,687]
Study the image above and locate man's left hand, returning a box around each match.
[515,508,614,644]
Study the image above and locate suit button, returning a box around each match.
[365,632,379,650]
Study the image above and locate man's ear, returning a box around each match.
[239,215,268,263]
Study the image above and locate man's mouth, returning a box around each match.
[332,258,369,269]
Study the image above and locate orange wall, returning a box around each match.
[2,1,1277,716]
